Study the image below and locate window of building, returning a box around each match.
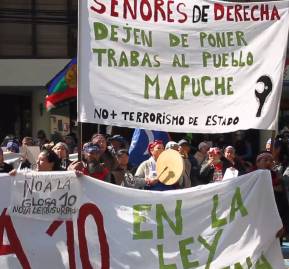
[0,0,77,58]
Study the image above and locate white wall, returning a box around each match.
[0,59,71,139]
[0,59,70,87]
[32,88,50,139]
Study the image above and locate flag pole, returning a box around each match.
[270,130,276,153]
[77,122,83,161]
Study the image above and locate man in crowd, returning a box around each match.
[69,142,110,181]
[194,141,210,166]
[91,133,117,171]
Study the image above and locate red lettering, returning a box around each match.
[251,5,259,21]
[90,0,106,14]
[235,5,243,21]
[271,6,280,21]
[260,4,269,21]
[167,0,174,22]
[47,203,109,268]
[111,0,119,17]
[243,6,250,21]
[0,209,31,269]
[214,3,224,20]
[226,6,233,21]
[140,0,152,21]
[177,3,187,23]
[78,203,110,269]
[123,0,137,19]
[154,0,166,22]
[46,220,76,269]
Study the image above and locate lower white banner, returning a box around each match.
[0,170,284,268]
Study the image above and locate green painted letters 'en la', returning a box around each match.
[156,200,183,239]
[211,194,227,228]
[133,204,153,240]
[229,187,248,222]
[211,187,248,228]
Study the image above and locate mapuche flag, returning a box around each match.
[45,58,77,111]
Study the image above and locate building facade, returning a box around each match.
[0,0,288,149]
[0,0,77,142]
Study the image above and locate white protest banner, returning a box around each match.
[8,171,81,220]
[78,0,289,133]
[3,152,21,168]
[20,146,40,168]
[0,170,284,268]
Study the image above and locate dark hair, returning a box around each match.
[37,130,47,139]
[40,149,62,171]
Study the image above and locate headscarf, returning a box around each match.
[148,140,163,155]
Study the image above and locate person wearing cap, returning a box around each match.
[165,141,179,151]
[6,140,20,153]
[111,149,135,186]
[194,141,210,166]
[108,135,127,155]
[52,142,71,170]
[199,147,224,183]
[91,133,117,171]
[69,142,110,181]
[0,147,13,173]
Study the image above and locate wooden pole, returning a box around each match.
[77,122,83,161]
[270,130,276,153]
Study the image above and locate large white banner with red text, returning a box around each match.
[78,0,289,133]
[0,170,285,268]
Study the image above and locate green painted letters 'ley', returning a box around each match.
[198,229,223,269]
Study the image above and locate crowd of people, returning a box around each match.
[1,128,289,241]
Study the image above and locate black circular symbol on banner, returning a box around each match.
[255,75,273,117]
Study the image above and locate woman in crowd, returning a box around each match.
[10,148,62,174]
[36,149,62,171]
[200,147,224,183]
[135,140,178,191]
[52,142,71,170]
[222,145,246,177]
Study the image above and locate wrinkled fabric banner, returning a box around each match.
[78,0,289,133]
[0,170,285,268]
